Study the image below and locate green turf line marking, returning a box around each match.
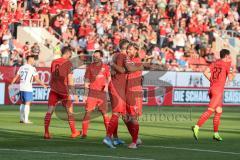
[0,148,155,160]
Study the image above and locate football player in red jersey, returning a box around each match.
[103,40,129,147]
[124,43,144,149]
[44,47,80,139]
[81,50,111,138]
[103,42,144,149]
[192,49,235,141]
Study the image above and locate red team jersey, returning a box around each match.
[209,60,231,92]
[85,62,110,91]
[85,62,110,112]
[125,57,143,116]
[111,53,127,85]
[208,60,231,108]
[109,53,127,114]
[49,58,73,95]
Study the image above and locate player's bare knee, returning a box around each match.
[25,102,31,106]
[113,112,120,117]
[207,108,215,112]
[216,107,222,113]
[48,106,55,113]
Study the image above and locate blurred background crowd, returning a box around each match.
[0,0,240,71]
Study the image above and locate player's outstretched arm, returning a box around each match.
[203,67,211,81]
[34,75,47,88]
[112,63,126,73]
[125,62,144,72]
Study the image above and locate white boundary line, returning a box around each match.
[3,137,240,156]
[0,148,154,160]
[142,145,240,155]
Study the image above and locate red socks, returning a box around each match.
[107,114,119,137]
[113,120,119,138]
[125,121,134,137]
[132,122,139,144]
[82,120,89,136]
[125,120,139,144]
[197,109,213,127]
[103,115,110,131]
[44,112,52,134]
[213,112,222,132]
[68,115,77,133]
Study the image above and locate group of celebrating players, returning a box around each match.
[45,40,145,149]
[10,39,235,149]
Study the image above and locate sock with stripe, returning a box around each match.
[125,120,134,137]
[113,119,119,138]
[197,109,213,127]
[103,114,110,132]
[68,114,77,133]
[132,122,139,144]
[44,112,52,134]
[82,120,89,136]
[106,114,119,137]
[213,112,222,132]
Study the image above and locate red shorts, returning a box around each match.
[86,90,108,113]
[109,81,126,115]
[126,90,143,117]
[48,90,72,107]
[209,89,223,108]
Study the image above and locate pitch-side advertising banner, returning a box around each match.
[1,66,240,106]
[0,83,5,104]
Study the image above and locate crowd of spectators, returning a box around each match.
[0,0,240,71]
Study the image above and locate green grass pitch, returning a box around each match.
[0,105,239,160]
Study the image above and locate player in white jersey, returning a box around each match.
[10,55,47,124]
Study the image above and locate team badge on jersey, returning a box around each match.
[8,84,20,104]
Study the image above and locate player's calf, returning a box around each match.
[213,107,223,141]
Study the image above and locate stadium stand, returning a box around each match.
[0,0,239,71]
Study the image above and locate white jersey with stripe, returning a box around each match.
[17,64,38,92]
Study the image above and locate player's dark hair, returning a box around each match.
[61,46,72,56]
[127,42,139,51]
[94,50,104,57]
[119,39,129,50]
[127,43,139,57]
[220,49,230,59]
[26,55,35,61]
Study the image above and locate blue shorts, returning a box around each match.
[20,91,33,103]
